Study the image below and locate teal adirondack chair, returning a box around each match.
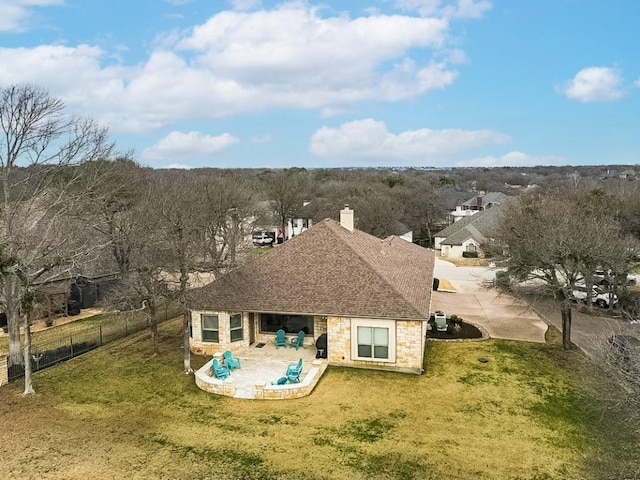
[271,376,288,385]
[212,358,230,380]
[289,330,305,350]
[223,350,241,371]
[286,358,303,383]
[275,329,287,348]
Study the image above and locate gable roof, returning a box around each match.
[435,210,480,239]
[438,199,516,246]
[461,191,508,208]
[188,219,435,320]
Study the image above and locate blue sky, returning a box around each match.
[0,0,638,169]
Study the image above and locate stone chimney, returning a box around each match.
[340,205,354,232]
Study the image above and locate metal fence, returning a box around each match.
[6,303,183,381]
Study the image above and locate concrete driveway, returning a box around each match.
[432,258,547,343]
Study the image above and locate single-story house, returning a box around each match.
[187,207,436,374]
[435,200,514,258]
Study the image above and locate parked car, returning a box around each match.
[252,232,274,246]
[571,285,618,308]
[592,270,637,286]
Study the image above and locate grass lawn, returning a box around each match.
[0,302,182,353]
[0,319,636,480]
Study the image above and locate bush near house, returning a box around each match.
[462,251,479,258]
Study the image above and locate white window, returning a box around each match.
[357,327,389,359]
[466,243,478,252]
[201,314,219,342]
[230,313,243,342]
[351,319,396,363]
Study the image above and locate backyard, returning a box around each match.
[0,318,638,480]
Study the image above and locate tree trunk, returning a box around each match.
[5,278,22,365]
[148,298,158,356]
[22,313,34,395]
[179,257,192,373]
[561,301,572,350]
[183,310,192,373]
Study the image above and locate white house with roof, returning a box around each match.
[449,191,508,223]
[436,199,515,258]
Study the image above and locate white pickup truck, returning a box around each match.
[572,285,618,308]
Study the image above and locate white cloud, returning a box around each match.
[634,78,640,88]
[0,0,63,32]
[0,3,473,132]
[228,0,261,11]
[309,118,509,162]
[142,131,240,161]
[394,0,492,19]
[250,134,272,144]
[456,151,568,167]
[560,66,625,103]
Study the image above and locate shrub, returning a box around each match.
[433,278,440,291]
[462,251,479,258]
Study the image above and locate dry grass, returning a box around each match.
[0,302,181,353]
[441,257,490,267]
[436,278,456,291]
[0,319,621,480]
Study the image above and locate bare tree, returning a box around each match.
[397,178,446,246]
[142,172,203,373]
[198,171,257,270]
[85,157,148,275]
[261,168,310,241]
[0,84,114,394]
[496,190,639,349]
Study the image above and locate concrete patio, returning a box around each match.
[195,341,326,399]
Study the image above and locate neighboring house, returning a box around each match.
[187,207,436,374]
[285,201,313,240]
[619,169,637,180]
[253,201,313,244]
[435,200,513,258]
[449,191,508,223]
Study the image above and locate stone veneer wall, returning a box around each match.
[194,359,327,400]
[0,355,7,387]
[191,312,327,355]
[326,316,425,374]
[194,364,236,396]
[190,310,251,356]
[255,360,327,400]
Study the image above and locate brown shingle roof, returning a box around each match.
[188,219,435,320]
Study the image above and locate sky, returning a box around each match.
[0,0,638,169]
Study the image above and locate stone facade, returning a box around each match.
[190,310,251,355]
[194,358,327,400]
[194,364,236,396]
[190,311,324,355]
[191,311,426,377]
[326,316,425,374]
[0,355,7,387]
[255,360,327,400]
